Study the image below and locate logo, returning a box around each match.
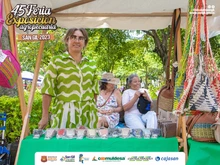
[160,156,179,161]
[155,156,160,161]
[41,156,47,162]
[6,4,57,32]
[92,156,97,161]
[60,155,75,162]
[47,156,57,162]
[98,156,126,162]
[79,154,84,164]
[79,154,90,163]
[190,5,215,15]
[128,156,153,161]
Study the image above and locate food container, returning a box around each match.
[87,129,97,138]
[121,128,130,138]
[131,128,143,138]
[76,129,86,139]
[142,128,151,139]
[98,128,108,139]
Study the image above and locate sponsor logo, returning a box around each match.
[47,156,57,162]
[60,155,75,162]
[40,156,47,162]
[128,156,153,161]
[155,156,160,161]
[79,154,89,164]
[98,156,126,162]
[92,156,98,161]
[79,154,84,163]
[155,156,179,161]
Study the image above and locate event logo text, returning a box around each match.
[6,4,57,32]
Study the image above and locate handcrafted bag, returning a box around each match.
[174,3,199,114]
[189,67,218,112]
[158,82,174,112]
[188,5,218,112]
[0,50,21,88]
[202,8,220,109]
[211,118,220,143]
[211,72,220,107]
[157,10,177,112]
[0,2,20,88]
[187,112,218,142]
[137,95,151,114]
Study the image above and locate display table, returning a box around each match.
[187,138,220,165]
[17,135,179,165]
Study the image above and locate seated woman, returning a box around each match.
[96,73,122,128]
[122,73,157,129]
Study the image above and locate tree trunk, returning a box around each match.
[143,28,170,71]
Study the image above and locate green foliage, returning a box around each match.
[0,96,22,143]
[210,35,220,68]
[17,28,167,87]
[18,28,66,73]
[86,28,164,86]
[87,28,129,73]
[0,90,44,143]
[27,90,44,133]
[148,84,160,100]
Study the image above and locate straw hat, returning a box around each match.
[100,73,120,85]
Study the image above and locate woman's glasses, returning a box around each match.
[69,34,85,41]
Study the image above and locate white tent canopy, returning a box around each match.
[10,0,220,32]
[21,71,44,82]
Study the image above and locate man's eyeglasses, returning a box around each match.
[69,34,85,41]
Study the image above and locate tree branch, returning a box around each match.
[143,28,170,70]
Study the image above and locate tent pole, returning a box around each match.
[3,0,27,120]
[14,30,47,165]
[25,30,47,136]
[175,8,182,65]
[52,0,95,13]
[175,8,188,162]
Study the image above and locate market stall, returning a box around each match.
[2,0,220,165]
[17,135,179,165]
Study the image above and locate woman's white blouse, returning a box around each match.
[122,88,152,115]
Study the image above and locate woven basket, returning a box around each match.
[158,95,173,112]
[191,123,215,139]
[187,112,218,142]
[157,86,174,112]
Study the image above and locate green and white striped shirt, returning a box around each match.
[41,52,99,128]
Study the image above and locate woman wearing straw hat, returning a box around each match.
[97,73,123,128]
